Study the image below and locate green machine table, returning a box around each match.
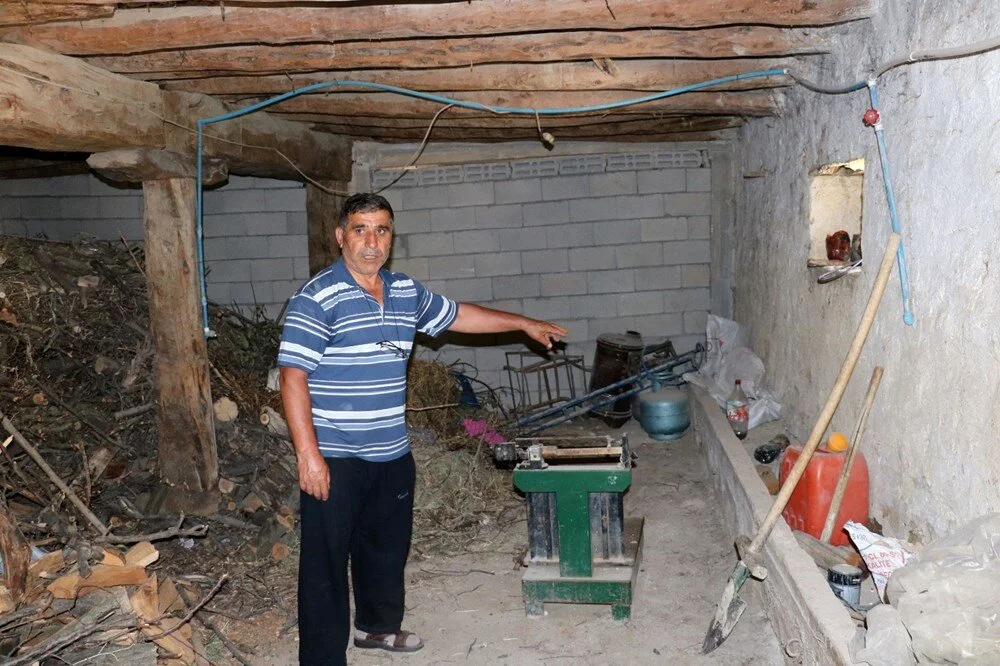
[510,435,643,621]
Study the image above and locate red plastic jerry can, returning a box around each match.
[778,443,869,548]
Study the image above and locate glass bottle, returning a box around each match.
[726,379,749,440]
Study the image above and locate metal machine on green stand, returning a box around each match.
[504,434,643,621]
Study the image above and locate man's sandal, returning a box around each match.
[353,630,424,653]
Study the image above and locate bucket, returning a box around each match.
[589,331,643,428]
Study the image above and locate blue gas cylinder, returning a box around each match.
[636,386,690,441]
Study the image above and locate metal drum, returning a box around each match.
[588,331,643,427]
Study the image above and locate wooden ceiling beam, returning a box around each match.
[224,90,779,120]
[0,4,112,27]
[87,27,831,78]
[0,0,872,55]
[161,60,794,97]
[0,44,350,181]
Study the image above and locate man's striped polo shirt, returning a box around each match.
[277,259,458,461]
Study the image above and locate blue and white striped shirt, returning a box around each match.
[277,260,458,461]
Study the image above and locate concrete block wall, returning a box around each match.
[0,174,308,318]
[364,148,717,394]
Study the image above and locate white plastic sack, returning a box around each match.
[852,604,917,666]
[885,513,1000,664]
[682,315,781,429]
[844,521,917,599]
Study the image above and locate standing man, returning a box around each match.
[278,193,567,665]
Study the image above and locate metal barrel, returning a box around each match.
[588,331,644,428]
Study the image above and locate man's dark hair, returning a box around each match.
[339,192,394,228]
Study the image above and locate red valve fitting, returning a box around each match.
[862,108,880,127]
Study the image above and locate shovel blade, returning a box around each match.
[702,561,750,653]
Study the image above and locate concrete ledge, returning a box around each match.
[691,386,857,664]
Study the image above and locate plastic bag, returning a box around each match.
[885,513,1000,664]
[852,604,916,666]
[844,521,917,599]
[682,315,781,429]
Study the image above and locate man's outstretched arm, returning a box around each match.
[449,303,568,350]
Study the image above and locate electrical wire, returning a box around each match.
[373,103,454,193]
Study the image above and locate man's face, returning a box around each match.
[335,209,394,280]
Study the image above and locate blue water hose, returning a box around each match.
[867,82,916,325]
[193,69,787,335]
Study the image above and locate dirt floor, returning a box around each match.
[239,421,784,665]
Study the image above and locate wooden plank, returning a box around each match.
[143,178,218,494]
[88,148,228,186]
[0,4,112,27]
[0,44,351,181]
[162,59,795,97]
[89,27,831,77]
[0,1,872,55]
[233,90,778,119]
[124,541,159,568]
[47,565,148,599]
[0,499,30,600]
[306,182,346,276]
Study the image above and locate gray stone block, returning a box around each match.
[632,313,685,337]
[569,247,615,271]
[26,198,67,220]
[408,232,455,257]
[587,269,634,294]
[391,235,407,260]
[398,209,432,234]
[268,235,309,258]
[664,192,712,216]
[682,264,711,288]
[447,182,494,207]
[589,172,637,197]
[474,252,522,277]
[205,282,231,304]
[686,168,712,192]
[587,315,637,339]
[522,200,570,226]
[286,211,308,236]
[593,219,642,246]
[687,216,711,240]
[670,333,705,352]
[474,346,513,374]
[269,279,303,305]
[263,186,306,212]
[618,291,666,316]
[44,175,92,197]
[474,204,524,230]
[540,272,588,296]
[634,266,682,290]
[454,229,501,254]
[90,178,139,197]
[230,281,274,308]
[522,297,570,320]
[684,310,709,334]
[250,258,296,281]
[521,249,568,274]
[495,179,542,204]
[224,176,256,190]
[92,218,143,241]
[663,288,711,313]
[226,236,271,259]
[493,274,540,299]
[569,195,663,223]
[398,184,450,210]
[615,243,662,268]
[389,257,430,281]
[663,240,710,264]
[545,222,594,248]
[0,197,21,218]
[294,257,311,280]
[429,207,477,232]
[637,169,686,194]
[560,318,589,343]
[244,212,288,236]
[569,294,620,318]
[204,213,248,237]
[426,255,475,279]
[640,217,688,242]
[202,237,228,261]
[482,299,522,313]
[541,175,589,201]
[203,189,267,215]
[207,259,252,282]
[499,227,547,251]
[438,277,493,302]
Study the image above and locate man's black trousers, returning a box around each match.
[298,453,416,665]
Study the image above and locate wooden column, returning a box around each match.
[88,150,227,498]
[306,181,347,275]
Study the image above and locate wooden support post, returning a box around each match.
[143,178,218,494]
[306,181,347,275]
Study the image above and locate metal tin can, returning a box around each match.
[827,564,862,606]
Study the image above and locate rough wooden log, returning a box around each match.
[0,499,30,601]
[143,177,218,494]
[0,44,350,181]
[234,90,779,120]
[92,29,831,77]
[306,182,346,275]
[0,4,112,27]
[162,59,795,97]
[87,149,228,186]
[47,565,148,599]
[1,1,872,55]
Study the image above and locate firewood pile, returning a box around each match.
[0,234,523,663]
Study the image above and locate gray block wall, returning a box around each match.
[365,148,715,393]
[0,175,308,318]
